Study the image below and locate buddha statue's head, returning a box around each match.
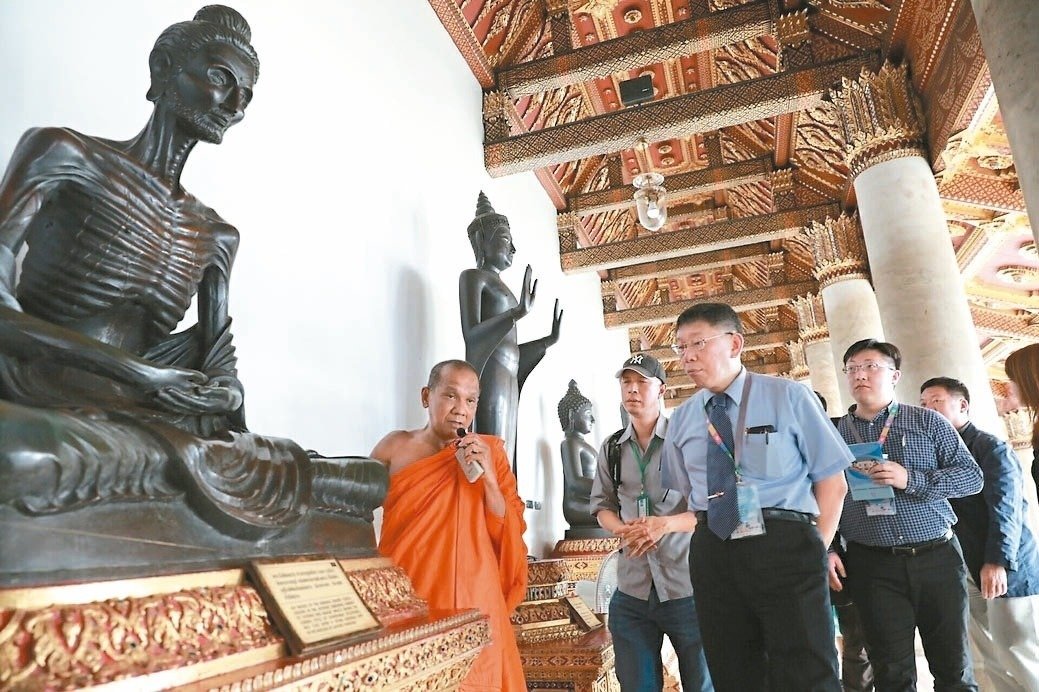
[558,379,594,435]
[147,5,260,144]
[467,192,516,272]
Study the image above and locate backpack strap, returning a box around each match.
[607,429,625,489]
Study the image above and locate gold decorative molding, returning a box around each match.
[550,537,621,555]
[776,9,810,46]
[562,203,838,274]
[482,89,512,143]
[790,293,830,345]
[787,339,810,380]
[601,279,618,313]
[1002,409,1035,451]
[1,584,279,690]
[830,61,928,178]
[210,612,489,692]
[996,265,1039,287]
[770,167,796,195]
[605,281,818,330]
[558,210,579,255]
[487,53,877,176]
[343,563,428,625]
[804,212,871,288]
[954,213,1029,278]
[527,559,575,586]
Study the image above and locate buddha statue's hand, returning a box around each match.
[546,299,563,345]
[153,373,244,414]
[512,264,536,319]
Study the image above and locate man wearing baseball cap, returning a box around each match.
[589,354,713,691]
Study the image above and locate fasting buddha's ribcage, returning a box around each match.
[18,173,233,349]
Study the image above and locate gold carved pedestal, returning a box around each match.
[0,557,488,691]
[514,551,620,692]
[547,537,621,582]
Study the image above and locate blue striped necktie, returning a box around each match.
[707,393,740,539]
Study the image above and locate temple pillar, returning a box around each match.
[804,213,885,408]
[786,339,811,387]
[971,0,1039,244]
[832,62,1001,432]
[790,294,843,416]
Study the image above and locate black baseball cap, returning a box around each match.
[615,354,666,383]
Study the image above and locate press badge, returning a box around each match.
[636,492,651,518]
[730,481,766,539]
[865,498,896,516]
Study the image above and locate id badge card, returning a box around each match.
[730,481,766,539]
[865,497,896,516]
[636,492,651,518]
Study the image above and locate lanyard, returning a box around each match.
[847,401,900,446]
[627,436,661,489]
[704,372,753,479]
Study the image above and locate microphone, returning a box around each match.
[455,427,485,483]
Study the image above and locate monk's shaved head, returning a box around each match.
[427,359,480,391]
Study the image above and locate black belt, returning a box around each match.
[852,529,954,557]
[694,508,817,526]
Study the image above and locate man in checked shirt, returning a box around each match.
[831,338,982,691]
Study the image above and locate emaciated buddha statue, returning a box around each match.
[459,192,562,469]
[0,6,385,583]
[557,379,605,537]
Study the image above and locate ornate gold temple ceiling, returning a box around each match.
[430,0,1037,411]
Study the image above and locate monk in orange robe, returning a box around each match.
[374,359,528,691]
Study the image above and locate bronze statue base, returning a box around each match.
[0,557,489,691]
[0,501,376,588]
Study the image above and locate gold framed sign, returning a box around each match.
[564,595,603,631]
[249,556,381,655]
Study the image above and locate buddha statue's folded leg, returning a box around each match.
[0,401,180,514]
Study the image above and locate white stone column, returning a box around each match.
[832,63,1001,433]
[804,214,885,409]
[971,0,1039,246]
[790,294,843,416]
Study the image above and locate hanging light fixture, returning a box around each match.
[632,137,667,231]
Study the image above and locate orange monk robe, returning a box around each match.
[380,434,528,691]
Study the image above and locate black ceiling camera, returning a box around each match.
[619,74,655,107]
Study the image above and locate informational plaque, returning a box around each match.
[564,595,603,631]
[249,557,381,655]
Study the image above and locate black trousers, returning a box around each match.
[689,519,840,692]
[845,538,976,691]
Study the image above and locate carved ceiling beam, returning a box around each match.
[604,280,817,330]
[497,0,775,97]
[971,305,1039,341]
[561,203,838,274]
[606,242,773,284]
[570,157,772,216]
[486,52,878,176]
[642,328,800,363]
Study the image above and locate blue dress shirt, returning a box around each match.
[662,369,853,515]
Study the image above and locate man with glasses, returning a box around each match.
[833,339,981,691]
[661,303,852,691]
[920,377,1039,691]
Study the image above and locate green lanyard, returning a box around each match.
[627,437,661,493]
[627,436,661,518]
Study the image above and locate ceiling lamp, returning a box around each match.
[632,138,667,231]
[633,172,667,231]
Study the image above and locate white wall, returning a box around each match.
[0,0,631,556]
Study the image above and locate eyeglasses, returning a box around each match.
[842,362,895,375]
[670,332,734,356]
